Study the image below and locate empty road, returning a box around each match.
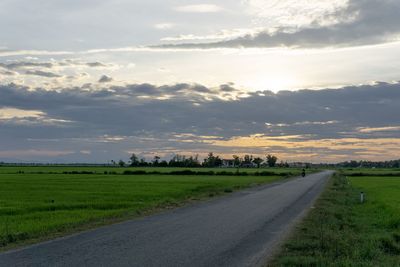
[0,171,332,267]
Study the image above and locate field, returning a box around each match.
[0,166,300,175]
[271,169,400,266]
[0,166,302,250]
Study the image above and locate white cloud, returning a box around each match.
[174,4,223,13]
[0,49,73,57]
[243,0,350,28]
[161,28,263,42]
[357,126,400,133]
[162,0,400,49]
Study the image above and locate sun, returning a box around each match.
[246,74,301,92]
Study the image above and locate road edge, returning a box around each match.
[260,170,335,267]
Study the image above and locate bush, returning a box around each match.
[62,171,95,174]
[123,170,147,175]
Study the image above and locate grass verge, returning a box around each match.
[270,172,400,266]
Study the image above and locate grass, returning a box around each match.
[270,170,400,266]
[0,168,293,250]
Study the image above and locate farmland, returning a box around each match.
[0,166,302,249]
[272,169,400,266]
[0,165,300,175]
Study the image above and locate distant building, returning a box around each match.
[222,159,258,168]
[288,162,307,168]
[221,159,235,168]
[241,162,257,168]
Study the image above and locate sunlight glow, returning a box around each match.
[0,108,45,119]
[244,73,300,92]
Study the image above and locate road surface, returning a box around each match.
[0,171,332,267]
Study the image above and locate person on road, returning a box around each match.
[301,168,306,177]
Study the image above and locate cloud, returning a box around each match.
[0,107,73,126]
[0,107,45,119]
[0,150,74,159]
[0,60,113,73]
[98,75,113,83]
[0,59,117,86]
[161,0,400,49]
[0,70,17,76]
[357,126,400,133]
[25,70,62,78]
[174,4,222,13]
[244,0,350,28]
[84,62,108,67]
[160,28,262,42]
[0,46,209,59]
[0,62,54,70]
[0,81,400,162]
[0,49,73,57]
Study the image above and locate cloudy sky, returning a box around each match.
[0,0,400,163]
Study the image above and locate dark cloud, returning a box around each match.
[86,62,108,67]
[0,81,399,162]
[0,70,17,76]
[159,0,400,49]
[0,62,54,69]
[0,59,113,80]
[0,81,399,137]
[25,70,62,78]
[0,60,111,70]
[98,75,113,83]
[219,84,237,92]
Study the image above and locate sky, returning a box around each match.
[0,0,400,163]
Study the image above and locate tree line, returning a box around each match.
[336,160,400,168]
[114,153,280,168]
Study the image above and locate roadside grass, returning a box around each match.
[0,171,288,250]
[270,171,400,266]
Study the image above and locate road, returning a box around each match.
[0,171,332,267]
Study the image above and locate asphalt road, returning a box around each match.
[0,171,332,267]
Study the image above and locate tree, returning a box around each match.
[118,160,126,167]
[394,161,400,168]
[266,154,278,167]
[284,161,290,168]
[139,158,148,166]
[186,155,201,167]
[159,160,168,167]
[129,153,140,167]
[152,156,160,166]
[233,155,241,167]
[243,155,253,164]
[203,152,222,167]
[253,157,263,168]
[169,154,185,167]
